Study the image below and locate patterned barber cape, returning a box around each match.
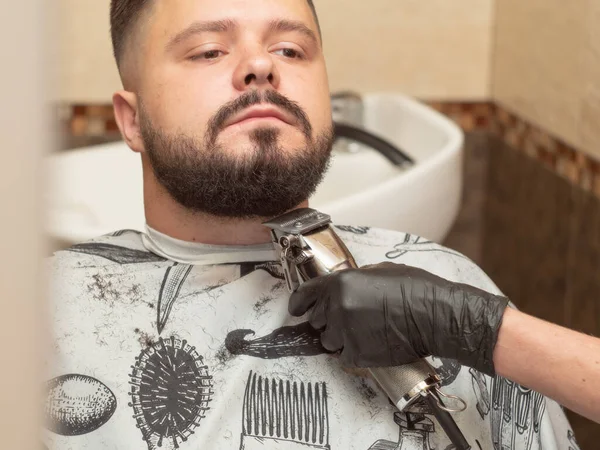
[43,226,579,450]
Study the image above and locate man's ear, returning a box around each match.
[113,90,145,153]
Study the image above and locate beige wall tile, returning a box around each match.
[581,0,600,158]
[493,0,600,160]
[54,0,495,103]
[581,86,600,159]
[590,0,600,59]
[53,0,122,103]
[318,0,495,100]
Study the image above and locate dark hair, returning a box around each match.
[110,0,321,69]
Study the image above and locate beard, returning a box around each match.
[139,89,335,219]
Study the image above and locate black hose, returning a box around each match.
[424,392,471,450]
[333,122,415,167]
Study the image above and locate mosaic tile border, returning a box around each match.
[488,105,600,197]
[427,101,600,198]
[57,101,600,198]
[57,104,120,137]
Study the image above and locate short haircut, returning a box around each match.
[110,0,321,69]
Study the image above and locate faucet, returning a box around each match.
[331,91,364,153]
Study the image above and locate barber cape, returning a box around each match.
[44,225,579,450]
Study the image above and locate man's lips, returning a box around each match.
[224,105,294,128]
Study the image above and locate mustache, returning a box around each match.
[206,90,313,144]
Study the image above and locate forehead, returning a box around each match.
[149,0,317,36]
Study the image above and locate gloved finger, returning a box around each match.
[320,326,344,352]
[361,262,402,270]
[339,347,360,368]
[288,276,331,317]
[307,297,328,329]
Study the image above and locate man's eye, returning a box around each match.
[190,50,223,61]
[274,48,303,59]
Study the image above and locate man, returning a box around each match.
[43,1,579,449]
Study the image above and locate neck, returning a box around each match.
[142,158,309,246]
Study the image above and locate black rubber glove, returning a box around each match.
[288,262,510,376]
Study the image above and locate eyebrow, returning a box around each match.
[165,18,320,52]
[267,19,319,47]
[166,19,235,51]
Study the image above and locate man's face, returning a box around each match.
[132,0,334,218]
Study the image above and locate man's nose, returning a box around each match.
[233,47,281,91]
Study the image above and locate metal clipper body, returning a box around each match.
[263,208,471,449]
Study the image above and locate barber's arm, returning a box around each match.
[494,307,600,424]
[288,262,600,424]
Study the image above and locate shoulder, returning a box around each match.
[45,230,174,335]
[45,229,170,310]
[334,224,505,296]
[47,229,167,270]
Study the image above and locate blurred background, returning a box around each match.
[4,0,599,447]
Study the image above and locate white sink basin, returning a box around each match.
[312,93,464,242]
[45,93,463,245]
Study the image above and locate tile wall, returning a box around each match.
[492,0,600,160]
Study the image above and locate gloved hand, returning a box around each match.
[288,262,510,376]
